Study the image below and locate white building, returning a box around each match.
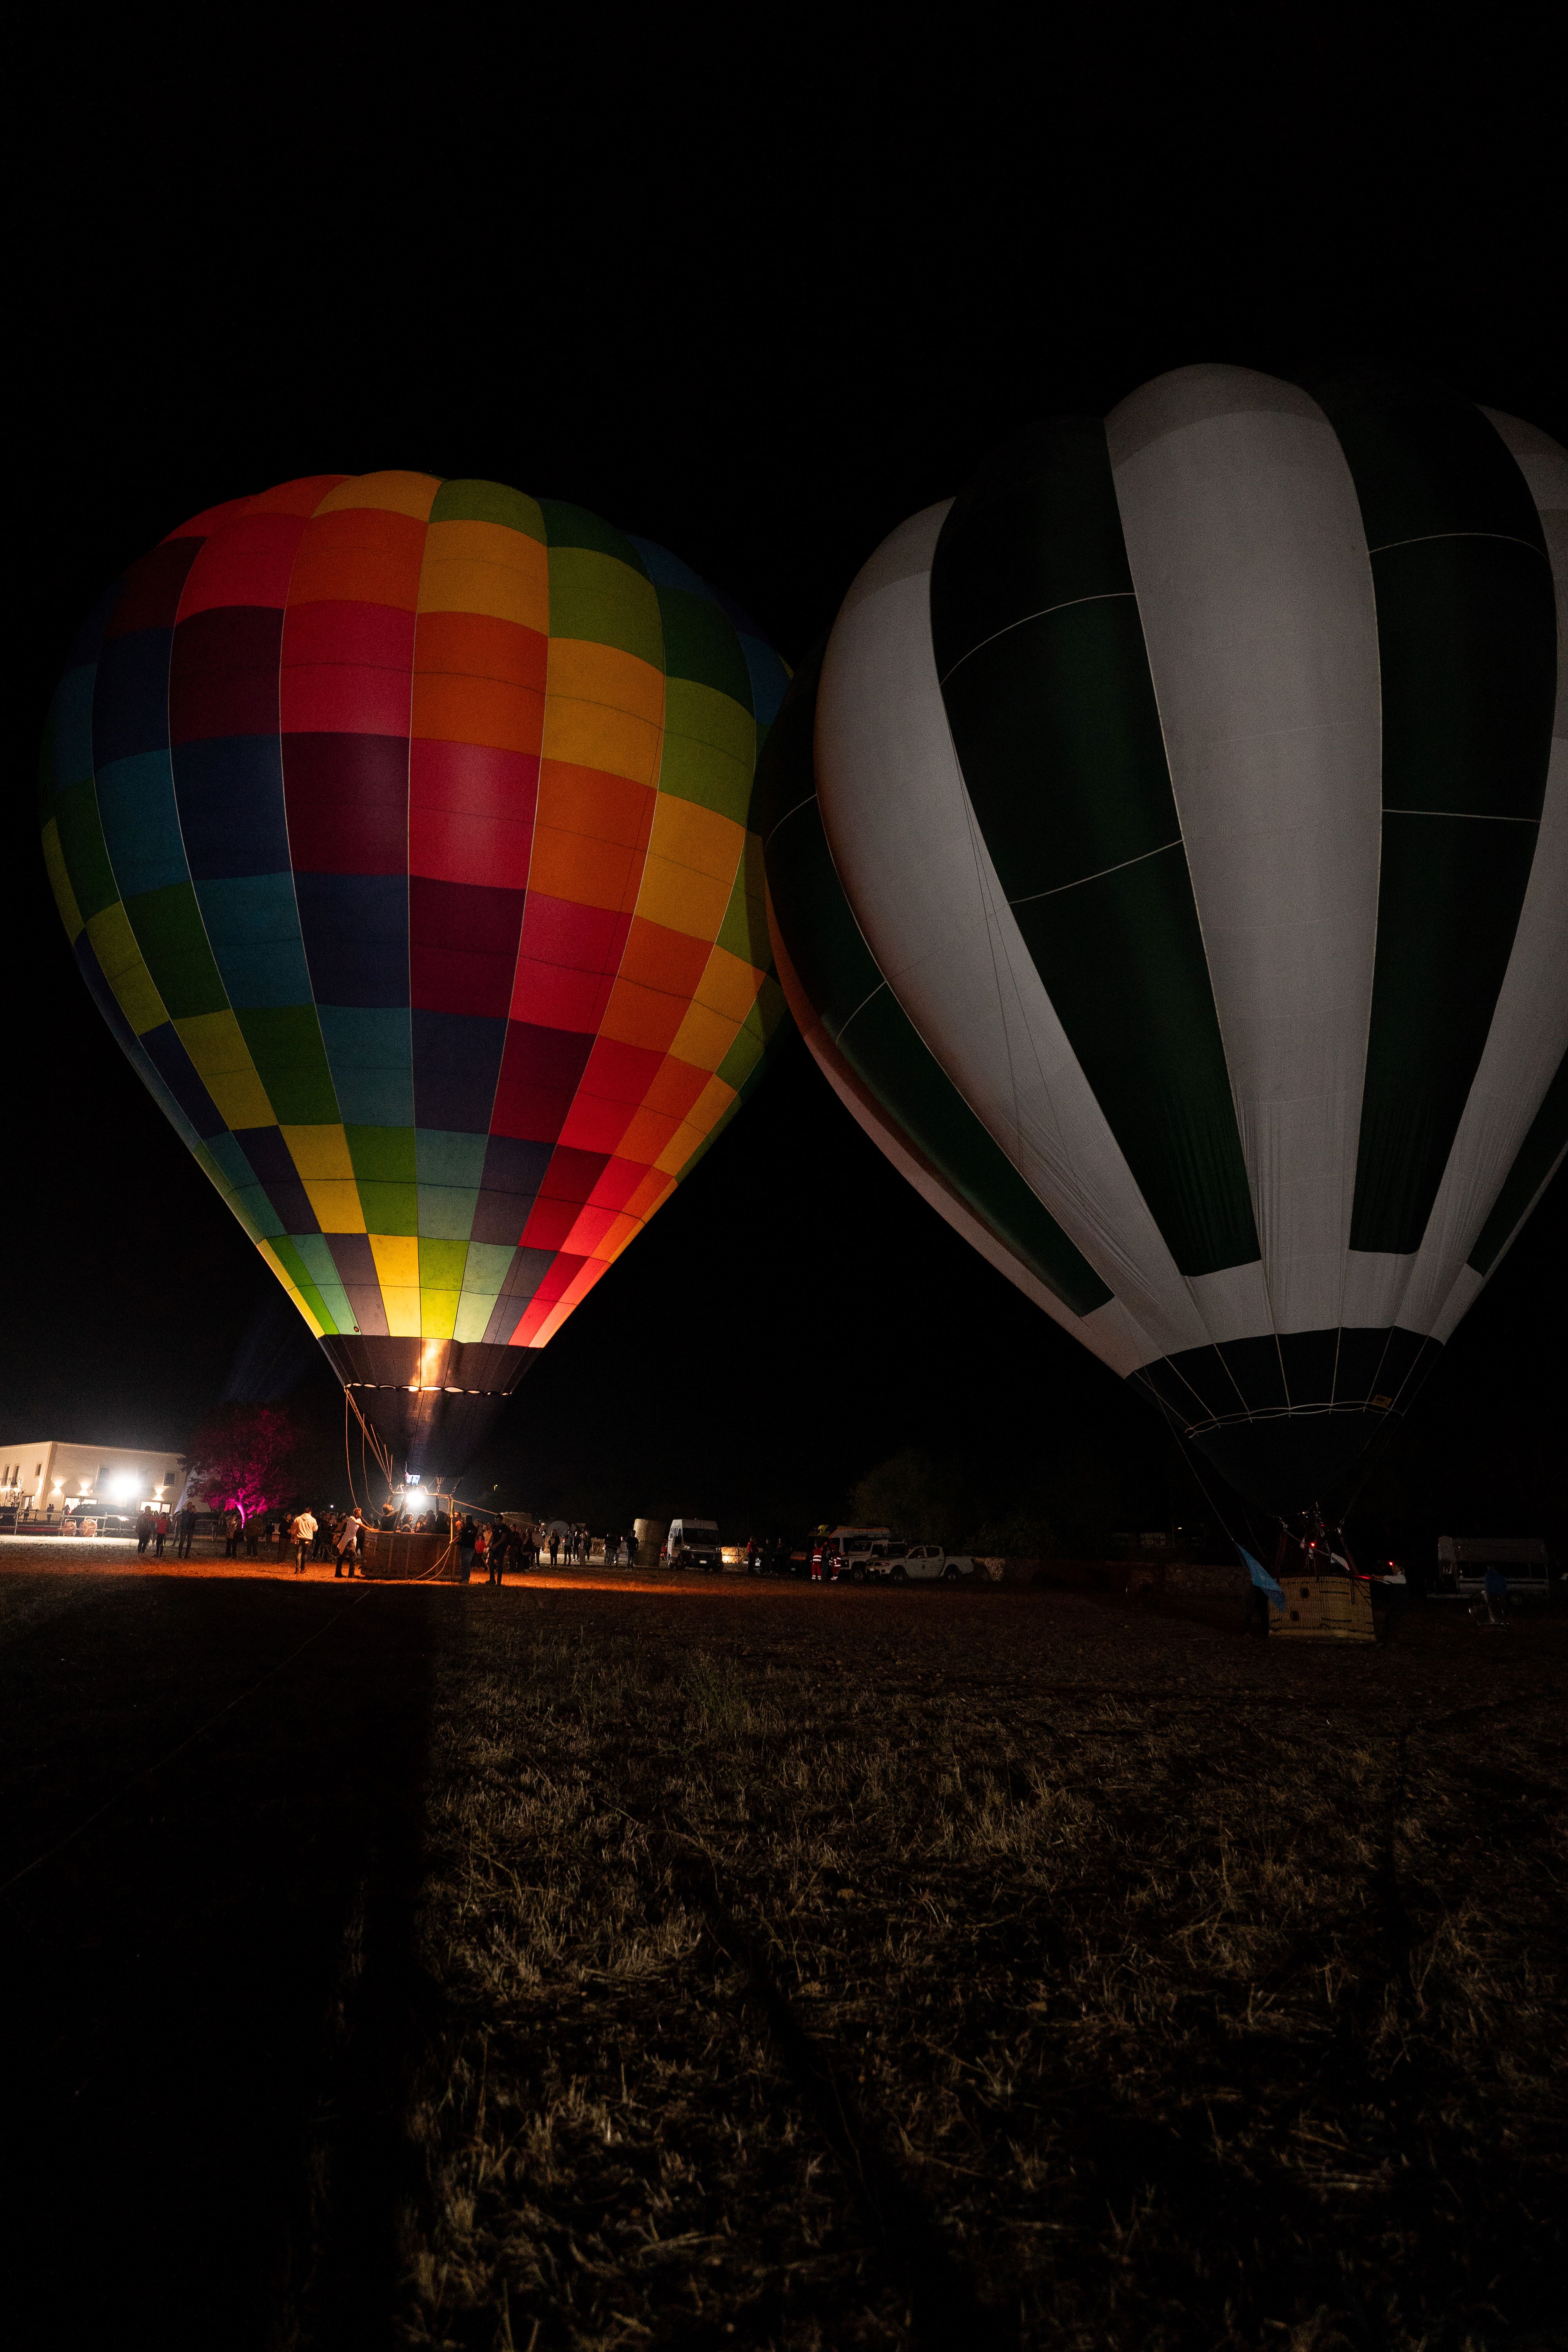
[0,1440,188,1522]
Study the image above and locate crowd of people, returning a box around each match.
[133,1501,649,1585]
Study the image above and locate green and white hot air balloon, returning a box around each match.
[760,366,1565,1513]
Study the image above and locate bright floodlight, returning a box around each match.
[112,1474,140,1499]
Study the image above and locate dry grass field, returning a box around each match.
[3,1557,1563,2352]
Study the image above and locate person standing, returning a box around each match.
[1482,1561,1510,1626]
[176,1504,195,1559]
[459,1515,477,1582]
[223,1509,240,1559]
[336,1511,363,1578]
[1372,1560,1409,1643]
[473,1523,490,1583]
[153,1510,169,1559]
[290,1507,316,1575]
[245,1514,260,1558]
[136,1509,154,1557]
[548,1527,560,1567]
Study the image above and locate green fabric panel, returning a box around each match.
[290,1235,356,1332]
[462,1241,517,1292]
[347,1125,417,1183]
[931,415,1136,678]
[538,500,650,573]
[1375,538,1556,819]
[941,600,1177,890]
[416,1185,479,1241]
[715,830,772,970]
[1318,374,1560,1256]
[428,479,545,539]
[234,1005,340,1124]
[1352,815,1543,1253]
[658,678,754,821]
[1467,1053,1568,1276]
[1308,370,1548,553]
[270,1239,334,1332]
[357,1182,418,1236]
[933,428,1258,1278]
[759,662,1111,1318]
[54,776,121,922]
[546,546,663,667]
[419,1237,468,1290]
[124,883,229,1019]
[235,1183,285,1240]
[656,586,753,707]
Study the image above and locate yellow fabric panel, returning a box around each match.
[541,642,665,782]
[382,1290,423,1338]
[41,821,84,943]
[419,1289,460,1341]
[258,1241,325,1337]
[653,1074,736,1174]
[313,472,441,520]
[695,944,766,1021]
[369,1234,420,1290]
[281,1124,356,1179]
[668,1001,740,1075]
[301,1179,367,1234]
[87,902,168,1035]
[175,1009,274,1128]
[417,521,550,630]
[636,795,744,941]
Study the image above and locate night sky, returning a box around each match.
[9,55,1562,1553]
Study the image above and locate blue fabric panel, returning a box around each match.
[233,1183,286,1239]
[740,634,788,730]
[627,536,709,593]
[203,1129,260,1192]
[93,629,172,764]
[196,874,313,1008]
[96,752,189,900]
[172,735,291,880]
[45,667,99,798]
[294,872,410,1007]
[139,1021,226,1139]
[411,1010,506,1133]
[415,1130,490,1187]
[316,1005,415,1127]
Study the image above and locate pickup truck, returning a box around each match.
[870,1544,980,1585]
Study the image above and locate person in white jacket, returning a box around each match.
[289,1509,316,1575]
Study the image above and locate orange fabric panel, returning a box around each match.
[410,670,546,756]
[639,1054,711,1121]
[619,917,711,996]
[287,509,427,609]
[595,978,689,1057]
[608,1104,683,1165]
[418,521,550,632]
[414,610,549,693]
[313,471,441,519]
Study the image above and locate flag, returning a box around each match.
[1239,1546,1285,1612]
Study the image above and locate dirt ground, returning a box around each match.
[2,1548,1563,2352]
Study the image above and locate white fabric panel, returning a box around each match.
[815,504,1209,1366]
[1339,1251,1415,1329]
[1107,364,1383,1336]
[1407,409,1568,1338]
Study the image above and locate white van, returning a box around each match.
[665,1517,722,1572]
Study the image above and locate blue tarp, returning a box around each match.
[1239,1544,1285,1612]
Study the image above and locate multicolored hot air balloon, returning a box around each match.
[42,473,788,1474]
[761,368,1566,1512]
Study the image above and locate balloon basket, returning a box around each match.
[1272,1575,1374,1642]
[360,1528,458,1581]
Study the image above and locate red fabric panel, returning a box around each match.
[408,877,526,1017]
[176,514,307,617]
[408,739,539,890]
[281,734,410,874]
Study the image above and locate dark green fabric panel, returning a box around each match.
[1308,371,1548,553]
[938,600,1178,892]
[758,655,1111,1317]
[1318,372,1560,1257]
[1010,854,1258,1275]
[537,499,649,574]
[1351,815,1540,1252]
[1467,1053,1568,1277]
[125,882,228,1018]
[930,416,1133,678]
[656,586,753,708]
[1375,537,1556,819]
[55,775,121,922]
[931,421,1258,1278]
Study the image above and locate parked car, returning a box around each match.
[664,1517,723,1572]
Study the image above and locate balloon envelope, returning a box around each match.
[761,369,1566,1512]
[43,473,788,1475]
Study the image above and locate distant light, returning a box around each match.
[407,1472,421,1486]
[112,1474,140,1500]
